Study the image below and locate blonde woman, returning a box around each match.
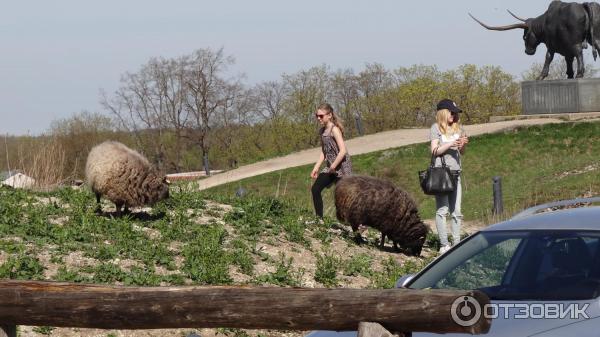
[310,103,352,218]
[430,99,469,253]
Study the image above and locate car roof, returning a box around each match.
[483,206,600,232]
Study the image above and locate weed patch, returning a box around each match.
[182,225,232,285]
[0,254,45,280]
[254,252,304,287]
[314,250,341,287]
[343,253,373,277]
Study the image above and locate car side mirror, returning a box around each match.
[395,274,415,288]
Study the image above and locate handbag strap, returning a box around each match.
[430,146,447,167]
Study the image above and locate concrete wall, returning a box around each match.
[521,78,600,114]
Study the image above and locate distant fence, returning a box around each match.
[0,280,491,337]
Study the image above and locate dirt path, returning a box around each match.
[198,116,595,190]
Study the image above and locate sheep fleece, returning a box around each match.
[334,175,427,252]
[85,141,169,208]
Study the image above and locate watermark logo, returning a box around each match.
[451,296,482,327]
[451,296,590,326]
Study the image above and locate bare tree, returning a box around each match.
[154,57,189,172]
[100,58,178,169]
[330,68,360,137]
[182,48,238,171]
[356,63,395,132]
[357,63,394,99]
[253,80,289,120]
[213,81,254,168]
[281,64,331,124]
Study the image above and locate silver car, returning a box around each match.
[307,197,600,337]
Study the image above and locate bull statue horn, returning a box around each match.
[506,9,527,22]
[468,13,528,31]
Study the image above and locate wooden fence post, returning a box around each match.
[0,325,16,337]
[358,322,399,337]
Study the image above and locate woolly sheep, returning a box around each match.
[85,141,170,215]
[334,175,428,256]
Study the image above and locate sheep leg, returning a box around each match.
[379,234,386,248]
[354,234,366,244]
[94,193,102,213]
[351,228,366,244]
[349,224,365,244]
[115,201,124,216]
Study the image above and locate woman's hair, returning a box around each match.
[317,103,345,134]
[435,108,460,135]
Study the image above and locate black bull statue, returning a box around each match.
[470,1,600,80]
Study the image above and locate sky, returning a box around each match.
[0,0,577,135]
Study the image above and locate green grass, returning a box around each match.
[206,121,600,221]
[0,185,234,286]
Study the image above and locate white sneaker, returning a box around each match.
[439,245,451,254]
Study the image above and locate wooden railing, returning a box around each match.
[0,280,491,337]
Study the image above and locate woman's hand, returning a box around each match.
[312,152,325,179]
[459,136,469,148]
[450,139,461,150]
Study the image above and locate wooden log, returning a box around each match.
[0,280,491,334]
[0,325,16,337]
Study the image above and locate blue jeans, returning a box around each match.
[435,176,462,246]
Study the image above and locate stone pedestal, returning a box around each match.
[521,78,600,114]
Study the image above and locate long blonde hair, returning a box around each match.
[317,103,345,135]
[435,108,460,136]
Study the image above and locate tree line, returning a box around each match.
[2,47,523,184]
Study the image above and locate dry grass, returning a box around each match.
[15,136,72,191]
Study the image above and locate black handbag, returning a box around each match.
[418,149,459,195]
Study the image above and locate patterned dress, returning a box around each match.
[320,126,352,177]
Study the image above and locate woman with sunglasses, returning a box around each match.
[430,99,469,254]
[310,103,352,219]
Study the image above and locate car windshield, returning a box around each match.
[409,230,600,301]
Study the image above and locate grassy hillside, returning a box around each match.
[206,121,600,221]
[1,120,599,336]
[0,184,436,336]
[0,184,433,286]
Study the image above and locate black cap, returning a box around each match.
[436,99,462,113]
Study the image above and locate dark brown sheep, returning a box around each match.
[334,175,428,256]
[85,141,170,215]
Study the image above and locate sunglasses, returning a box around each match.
[315,113,328,119]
